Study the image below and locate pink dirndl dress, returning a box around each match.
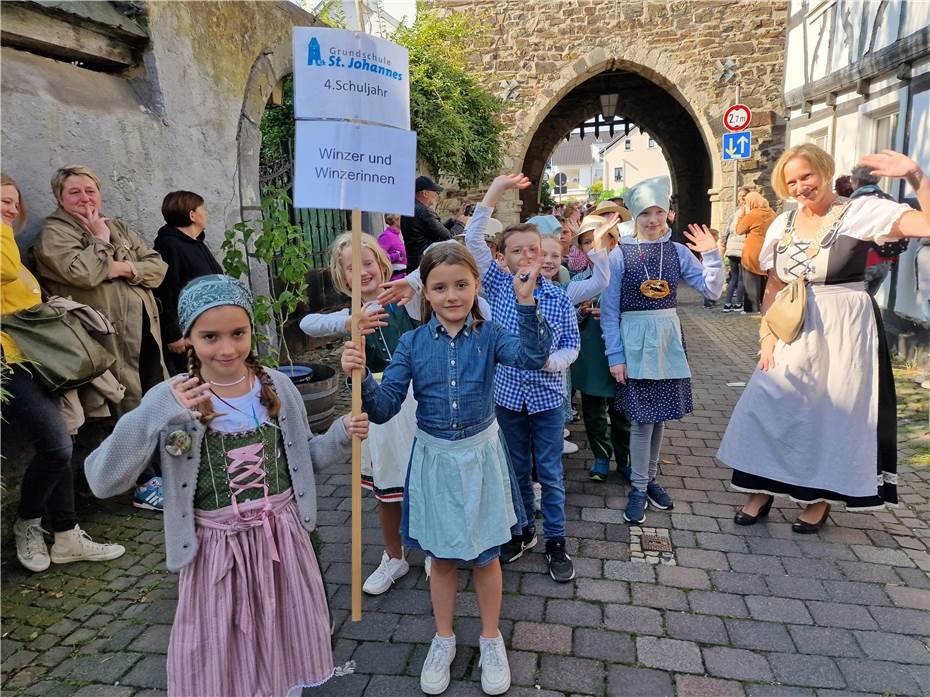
[167,421,333,697]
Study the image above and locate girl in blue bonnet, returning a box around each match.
[342,243,550,696]
[85,274,369,697]
[600,177,724,525]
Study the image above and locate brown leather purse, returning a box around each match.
[764,274,807,343]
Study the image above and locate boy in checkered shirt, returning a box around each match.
[465,174,580,583]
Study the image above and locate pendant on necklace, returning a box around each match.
[804,242,820,260]
[640,279,671,299]
[779,231,793,249]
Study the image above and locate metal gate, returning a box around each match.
[259,150,348,268]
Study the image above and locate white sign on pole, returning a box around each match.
[293,120,416,215]
[292,27,410,130]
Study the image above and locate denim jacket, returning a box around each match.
[361,304,552,440]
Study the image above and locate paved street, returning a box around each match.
[2,289,928,697]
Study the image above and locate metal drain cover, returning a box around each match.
[629,526,676,565]
[641,534,673,553]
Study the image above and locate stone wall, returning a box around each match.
[1,1,319,254]
[439,0,790,226]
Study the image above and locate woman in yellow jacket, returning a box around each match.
[1,174,124,573]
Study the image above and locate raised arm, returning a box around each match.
[858,150,930,238]
[680,224,725,299]
[564,249,610,304]
[600,247,627,367]
[34,222,112,289]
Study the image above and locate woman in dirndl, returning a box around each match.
[600,177,725,526]
[718,145,930,532]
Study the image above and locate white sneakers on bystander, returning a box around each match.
[49,525,125,565]
[362,550,409,595]
[13,517,50,572]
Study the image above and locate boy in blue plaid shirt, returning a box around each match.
[465,174,580,583]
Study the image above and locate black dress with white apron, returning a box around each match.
[717,196,911,509]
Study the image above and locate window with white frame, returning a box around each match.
[807,129,829,151]
[872,112,899,194]
[614,166,623,182]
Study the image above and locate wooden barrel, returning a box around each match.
[278,362,338,432]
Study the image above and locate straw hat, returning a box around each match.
[453,217,503,244]
[573,214,620,241]
[593,200,632,222]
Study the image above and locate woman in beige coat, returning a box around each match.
[34,165,169,510]
[35,165,168,410]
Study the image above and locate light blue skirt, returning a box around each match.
[401,421,518,562]
[620,308,691,380]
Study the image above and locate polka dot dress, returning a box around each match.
[613,240,693,423]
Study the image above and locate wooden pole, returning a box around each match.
[350,209,363,622]
[350,0,367,624]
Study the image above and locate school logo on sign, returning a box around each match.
[304,34,405,81]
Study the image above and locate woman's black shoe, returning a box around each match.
[792,504,831,534]
[734,495,774,526]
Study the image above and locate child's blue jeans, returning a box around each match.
[496,404,566,540]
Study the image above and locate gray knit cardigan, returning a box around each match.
[84,368,351,571]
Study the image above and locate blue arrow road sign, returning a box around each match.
[723,131,751,160]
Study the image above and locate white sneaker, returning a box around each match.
[563,428,570,438]
[478,632,511,695]
[421,634,456,695]
[533,482,542,513]
[562,439,579,454]
[424,555,432,581]
[50,525,125,564]
[362,551,409,595]
[14,517,50,572]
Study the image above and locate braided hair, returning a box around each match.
[186,348,281,425]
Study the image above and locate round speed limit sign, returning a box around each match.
[724,104,752,132]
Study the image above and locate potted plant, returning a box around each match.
[221,189,338,428]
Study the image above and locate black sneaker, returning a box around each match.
[500,534,525,564]
[545,537,575,583]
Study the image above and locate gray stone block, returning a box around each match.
[604,560,655,583]
[607,666,674,697]
[787,625,861,657]
[675,675,746,697]
[544,599,602,627]
[745,595,813,624]
[727,553,787,576]
[822,580,891,606]
[575,578,630,604]
[666,611,728,644]
[696,532,749,553]
[636,636,703,674]
[689,591,750,618]
[870,606,930,634]
[852,630,930,664]
[511,622,572,654]
[711,571,767,595]
[851,545,915,568]
[538,655,604,695]
[631,583,689,611]
[836,560,901,583]
[703,646,773,681]
[725,619,796,652]
[835,657,922,695]
[603,604,664,635]
[656,565,712,589]
[119,654,167,690]
[767,652,845,688]
[676,548,730,571]
[884,584,930,610]
[806,601,878,630]
[573,628,635,663]
[671,513,720,532]
[351,642,412,674]
[782,557,845,580]
[363,675,422,696]
[764,575,829,601]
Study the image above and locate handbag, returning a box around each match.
[764,274,807,344]
[1,303,115,391]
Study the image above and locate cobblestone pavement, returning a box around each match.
[3,290,929,697]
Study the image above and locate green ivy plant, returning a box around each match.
[392,2,504,186]
[221,189,313,368]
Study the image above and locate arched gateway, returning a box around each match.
[444,0,789,227]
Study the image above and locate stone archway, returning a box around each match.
[501,48,724,230]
